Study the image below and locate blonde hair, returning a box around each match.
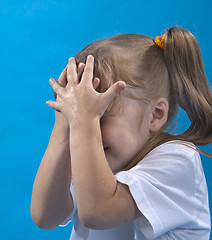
[75,27,212,170]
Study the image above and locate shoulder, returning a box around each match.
[116,141,203,192]
[147,140,198,157]
[141,140,200,167]
[122,141,201,194]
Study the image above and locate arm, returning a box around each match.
[47,56,142,229]
[70,118,141,229]
[31,62,94,229]
[31,67,74,230]
[30,111,73,230]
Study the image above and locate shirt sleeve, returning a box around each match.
[60,181,78,227]
[115,142,205,239]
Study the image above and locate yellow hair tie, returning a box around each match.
[154,33,166,49]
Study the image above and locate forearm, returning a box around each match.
[70,118,117,225]
[45,56,130,229]
[31,116,73,229]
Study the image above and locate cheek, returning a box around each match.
[110,133,139,162]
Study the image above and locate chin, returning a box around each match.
[105,152,128,174]
[111,164,126,175]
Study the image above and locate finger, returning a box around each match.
[49,78,65,98]
[54,91,58,100]
[81,55,94,85]
[67,57,78,88]
[77,62,86,81]
[46,100,62,112]
[53,66,67,100]
[58,65,68,87]
[93,77,100,90]
[103,81,126,103]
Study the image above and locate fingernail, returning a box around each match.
[49,78,53,84]
[78,62,84,68]
[94,77,100,82]
[87,55,94,61]
[69,57,75,63]
[119,81,126,89]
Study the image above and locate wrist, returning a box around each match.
[52,113,70,142]
[50,126,70,147]
[54,111,69,128]
[69,116,100,131]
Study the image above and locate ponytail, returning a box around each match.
[164,27,212,145]
[125,27,212,170]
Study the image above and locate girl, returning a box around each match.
[31,26,212,239]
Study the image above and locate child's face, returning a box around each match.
[100,97,152,173]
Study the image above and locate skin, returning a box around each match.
[31,55,169,230]
[30,66,72,229]
[100,97,152,173]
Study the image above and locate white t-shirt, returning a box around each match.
[60,141,211,239]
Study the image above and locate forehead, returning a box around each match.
[103,93,148,119]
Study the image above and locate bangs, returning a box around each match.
[75,45,125,116]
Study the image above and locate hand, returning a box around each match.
[53,62,86,127]
[46,55,126,124]
[53,65,68,127]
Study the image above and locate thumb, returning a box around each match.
[104,81,126,103]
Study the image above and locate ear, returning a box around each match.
[149,98,169,132]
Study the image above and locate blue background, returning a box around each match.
[0,0,211,239]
